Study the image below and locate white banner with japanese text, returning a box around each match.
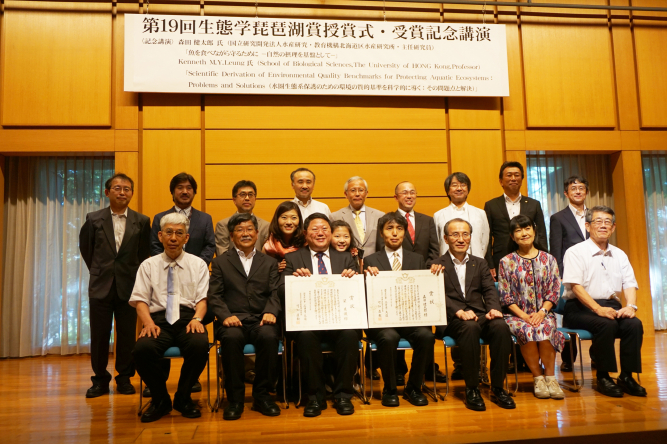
[285,275,368,331]
[366,270,447,329]
[124,13,509,96]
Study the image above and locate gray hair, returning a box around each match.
[160,212,190,232]
[586,205,615,224]
[443,218,473,237]
[344,176,369,193]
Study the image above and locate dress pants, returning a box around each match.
[216,317,280,403]
[366,327,434,393]
[563,299,643,373]
[444,316,511,389]
[295,329,361,401]
[88,280,137,386]
[133,308,210,404]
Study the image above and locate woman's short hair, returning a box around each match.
[508,214,542,252]
[268,201,305,248]
[330,220,358,251]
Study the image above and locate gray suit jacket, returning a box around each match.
[215,213,270,256]
[330,205,385,256]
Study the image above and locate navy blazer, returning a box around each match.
[549,207,588,277]
[151,207,216,265]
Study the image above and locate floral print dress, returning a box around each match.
[498,251,565,352]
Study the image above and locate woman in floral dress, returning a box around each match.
[498,215,566,400]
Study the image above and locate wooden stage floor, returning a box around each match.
[1,333,666,444]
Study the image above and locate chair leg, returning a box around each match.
[282,344,289,409]
[368,344,374,402]
[443,342,450,400]
[206,349,214,412]
[511,343,519,396]
[577,336,585,389]
[361,345,369,404]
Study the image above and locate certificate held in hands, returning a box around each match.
[285,274,368,331]
[366,270,447,329]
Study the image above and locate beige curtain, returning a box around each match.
[1,156,114,357]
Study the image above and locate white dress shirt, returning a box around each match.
[293,197,332,219]
[562,238,638,301]
[434,202,490,257]
[235,247,256,276]
[129,251,209,312]
[504,193,522,219]
[111,207,128,252]
[173,205,192,219]
[385,246,403,267]
[309,248,332,275]
[397,208,417,231]
[450,252,470,298]
[569,204,587,238]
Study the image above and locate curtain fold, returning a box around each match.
[1,156,114,357]
[642,153,667,331]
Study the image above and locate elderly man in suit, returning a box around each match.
[215,180,270,256]
[148,172,216,396]
[484,161,548,278]
[550,175,590,372]
[364,212,434,407]
[280,213,359,417]
[79,173,151,398]
[432,218,515,412]
[209,213,282,420]
[331,176,384,258]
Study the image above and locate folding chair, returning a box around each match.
[361,337,438,402]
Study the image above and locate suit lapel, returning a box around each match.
[443,255,465,299]
[497,196,511,222]
[300,248,314,274]
[519,197,531,217]
[378,251,393,271]
[247,251,263,280]
[342,208,364,247]
[464,258,476,296]
[226,249,247,278]
[101,208,116,254]
[117,209,137,255]
[189,208,200,229]
[563,208,586,241]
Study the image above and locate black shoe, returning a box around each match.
[223,402,244,420]
[86,384,109,398]
[396,374,406,386]
[366,369,381,381]
[332,397,355,415]
[381,390,400,407]
[173,396,201,418]
[143,386,151,398]
[425,369,447,383]
[451,367,465,381]
[403,387,428,406]
[141,398,172,423]
[191,380,202,393]
[303,399,327,417]
[464,387,486,411]
[116,382,135,395]
[251,399,281,416]
[490,387,516,409]
[560,362,573,373]
[590,359,597,370]
[596,376,624,398]
[616,374,647,397]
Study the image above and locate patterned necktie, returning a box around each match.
[405,213,416,243]
[392,252,402,271]
[353,210,365,242]
[166,262,180,324]
[315,252,328,275]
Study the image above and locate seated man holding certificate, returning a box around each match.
[208,213,282,421]
[431,218,515,411]
[364,213,435,407]
[281,213,360,417]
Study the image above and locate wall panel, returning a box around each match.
[115,151,139,211]
[114,9,139,129]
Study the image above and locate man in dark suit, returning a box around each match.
[147,172,215,396]
[364,213,434,407]
[280,213,360,417]
[79,173,151,398]
[484,161,548,278]
[549,175,590,372]
[209,213,282,420]
[432,218,515,411]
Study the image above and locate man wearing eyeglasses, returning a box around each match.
[562,206,646,398]
[79,173,151,398]
[216,180,270,256]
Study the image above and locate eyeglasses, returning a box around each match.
[235,192,256,199]
[450,183,468,190]
[110,186,132,193]
[233,227,256,234]
[447,232,471,240]
[568,186,587,192]
[163,230,186,238]
[398,191,417,197]
[590,218,613,227]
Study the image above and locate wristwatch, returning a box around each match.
[627,304,638,311]
[540,308,548,315]
[193,316,203,322]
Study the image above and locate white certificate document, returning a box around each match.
[366,270,447,329]
[285,274,368,331]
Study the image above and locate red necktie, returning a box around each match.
[405,213,416,243]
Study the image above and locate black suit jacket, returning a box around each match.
[549,207,588,277]
[376,211,439,263]
[208,249,281,325]
[363,249,425,272]
[150,207,215,265]
[431,253,502,325]
[279,247,359,301]
[484,195,548,270]
[79,206,151,301]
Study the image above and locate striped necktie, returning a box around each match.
[392,252,402,271]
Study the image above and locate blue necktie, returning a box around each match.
[166,263,179,324]
[315,252,328,275]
